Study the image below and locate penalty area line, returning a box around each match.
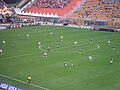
[0,74,50,90]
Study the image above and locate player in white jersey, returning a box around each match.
[2,40,5,46]
[50,32,53,37]
[89,56,93,62]
[61,36,63,42]
[107,40,110,46]
[43,52,47,57]
[110,57,113,64]
[0,49,2,55]
[64,61,68,67]
[74,41,77,45]
[27,34,29,39]
[38,42,42,49]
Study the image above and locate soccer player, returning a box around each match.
[38,42,42,49]
[61,35,63,42]
[64,61,67,67]
[74,41,77,45]
[57,42,60,48]
[88,56,93,62]
[12,42,15,47]
[110,57,113,64]
[27,75,32,84]
[0,49,2,55]
[90,39,93,43]
[112,45,115,51]
[50,32,53,37]
[48,47,50,51]
[27,33,29,39]
[43,52,47,57]
[2,40,5,46]
[107,40,110,46]
[79,48,82,53]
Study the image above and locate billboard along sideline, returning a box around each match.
[0,82,23,90]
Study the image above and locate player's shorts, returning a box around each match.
[27,79,31,83]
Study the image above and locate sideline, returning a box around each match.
[0,74,50,90]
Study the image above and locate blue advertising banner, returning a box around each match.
[0,82,23,90]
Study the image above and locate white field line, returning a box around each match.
[0,44,100,90]
[0,51,43,61]
[0,74,50,90]
[0,42,90,61]
[0,36,120,61]
[52,44,100,53]
[0,34,119,89]
[85,44,100,52]
[0,45,46,61]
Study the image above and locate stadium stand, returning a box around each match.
[0,0,14,16]
[0,0,16,23]
[34,0,71,9]
[71,0,120,20]
[0,0,4,9]
[23,0,84,17]
[16,0,31,9]
[0,0,119,29]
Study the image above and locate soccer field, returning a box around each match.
[0,26,120,90]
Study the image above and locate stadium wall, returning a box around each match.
[67,18,120,28]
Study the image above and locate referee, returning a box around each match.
[27,75,32,84]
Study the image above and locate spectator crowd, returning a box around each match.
[33,0,71,9]
[0,0,14,17]
[72,0,120,20]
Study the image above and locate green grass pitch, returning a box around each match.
[0,26,120,90]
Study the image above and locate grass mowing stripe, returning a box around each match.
[0,35,119,61]
[85,44,100,52]
[0,51,43,61]
[52,44,100,53]
[0,74,50,90]
[0,26,120,90]
[0,42,98,61]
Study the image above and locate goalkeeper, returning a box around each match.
[27,75,32,84]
